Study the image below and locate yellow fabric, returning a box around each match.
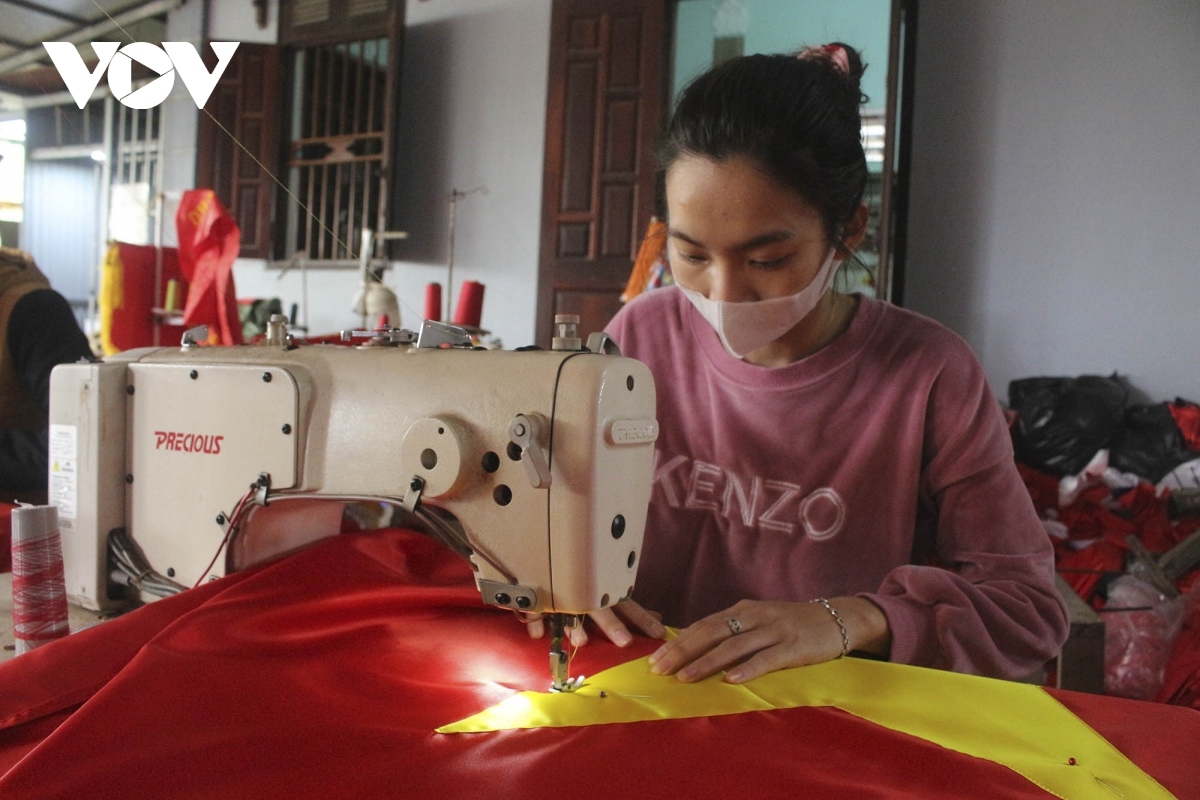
[97,243,124,356]
[439,652,1172,800]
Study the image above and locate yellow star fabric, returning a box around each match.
[438,654,1173,800]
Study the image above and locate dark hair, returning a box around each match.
[658,44,868,248]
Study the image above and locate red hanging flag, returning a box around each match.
[175,190,242,345]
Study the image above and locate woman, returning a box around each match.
[536,44,1068,685]
[0,246,93,500]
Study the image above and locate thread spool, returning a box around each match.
[424,282,442,322]
[163,278,179,312]
[453,280,485,328]
[11,505,69,654]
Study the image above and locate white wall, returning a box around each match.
[231,0,551,347]
[905,0,1200,403]
[159,0,205,194]
[208,0,278,42]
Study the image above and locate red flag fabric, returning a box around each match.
[175,190,242,346]
[1170,400,1200,452]
[0,528,1196,798]
[1159,593,1200,710]
[98,243,189,353]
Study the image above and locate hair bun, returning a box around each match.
[821,44,851,75]
[798,41,867,104]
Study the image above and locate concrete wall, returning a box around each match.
[904,0,1200,403]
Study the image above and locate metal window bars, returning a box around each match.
[285,37,391,262]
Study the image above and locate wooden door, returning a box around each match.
[195,44,281,260]
[535,0,668,347]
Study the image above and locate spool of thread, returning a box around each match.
[164,278,179,312]
[424,282,442,322]
[11,505,69,654]
[453,280,485,328]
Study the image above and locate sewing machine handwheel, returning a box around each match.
[399,418,465,497]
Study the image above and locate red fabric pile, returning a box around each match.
[1160,592,1200,708]
[1170,400,1200,451]
[1018,462,1200,709]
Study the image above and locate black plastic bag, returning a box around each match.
[1109,403,1194,483]
[1009,374,1128,475]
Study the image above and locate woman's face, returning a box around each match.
[665,154,835,303]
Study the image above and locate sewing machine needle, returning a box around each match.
[548,613,582,692]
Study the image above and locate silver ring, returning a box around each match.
[726,616,743,635]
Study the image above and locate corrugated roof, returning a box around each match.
[0,0,173,97]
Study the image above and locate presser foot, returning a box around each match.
[548,613,584,693]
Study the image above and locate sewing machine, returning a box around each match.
[48,317,658,690]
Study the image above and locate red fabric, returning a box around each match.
[1018,462,1200,607]
[1170,400,1200,451]
[1114,482,1198,553]
[108,243,189,351]
[1158,592,1200,710]
[1018,462,1200,705]
[1016,462,1059,515]
[1,529,1197,799]
[176,189,242,346]
[1052,687,1200,788]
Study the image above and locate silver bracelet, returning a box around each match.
[811,598,850,658]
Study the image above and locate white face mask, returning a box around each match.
[678,249,841,359]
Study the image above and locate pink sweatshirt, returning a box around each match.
[606,288,1069,679]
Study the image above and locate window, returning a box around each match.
[197,0,403,261]
[283,37,391,261]
[276,0,404,263]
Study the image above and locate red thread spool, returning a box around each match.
[11,505,69,654]
[453,280,485,328]
[424,282,442,322]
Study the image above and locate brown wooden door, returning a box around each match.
[535,0,668,347]
[195,44,281,260]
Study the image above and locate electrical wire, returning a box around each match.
[107,527,187,597]
[190,483,259,589]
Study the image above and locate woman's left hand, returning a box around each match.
[647,597,891,684]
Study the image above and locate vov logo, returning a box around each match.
[43,42,239,110]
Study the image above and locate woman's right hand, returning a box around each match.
[526,600,666,647]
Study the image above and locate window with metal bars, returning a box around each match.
[195,1,403,261]
[113,103,161,193]
[275,0,404,263]
[283,38,391,262]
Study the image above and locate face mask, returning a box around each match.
[678,249,841,359]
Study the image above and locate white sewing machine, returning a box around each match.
[48,318,657,689]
